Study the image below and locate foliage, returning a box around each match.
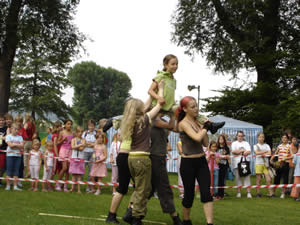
[172,0,300,140]
[172,0,300,80]
[9,39,72,121]
[0,0,85,114]
[68,61,132,126]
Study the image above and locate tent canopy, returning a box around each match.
[210,115,263,129]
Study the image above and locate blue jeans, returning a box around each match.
[83,151,94,181]
[6,156,22,177]
[213,169,219,195]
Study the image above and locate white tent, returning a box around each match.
[166,115,263,173]
[106,115,263,174]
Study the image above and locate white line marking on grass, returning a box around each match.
[39,213,105,221]
[100,215,167,225]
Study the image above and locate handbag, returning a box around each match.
[268,167,276,178]
[238,156,251,177]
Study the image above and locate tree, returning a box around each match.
[172,0,300,141]
[68,61,132,126]
[9,39,72,120]
[0,0,85,114]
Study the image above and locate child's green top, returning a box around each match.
[151,71,176,111]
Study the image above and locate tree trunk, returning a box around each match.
[0,0,23,114]
[0,60,11,114]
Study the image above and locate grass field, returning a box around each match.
[0,171,299,225]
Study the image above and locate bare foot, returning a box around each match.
[42,189,48,192]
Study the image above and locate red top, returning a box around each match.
[17,127,28,140]
[25,122,36,141]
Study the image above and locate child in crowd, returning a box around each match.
[291,146,300,201]
[216,134,231,200]
[5,113,13,135]
[148,54,225,134]
[271,133,292,199]
[70,126,86,193]
[56,120,73,192]
[254,133,274,198]
[82,119,97,193]
[90,133,107,195]
[206,141,220,197]
[110,132,121,195]
[24,113,36,172]
[0,114,8,186]
[15,115,27,183]
[51,121,63,181]
[5,123,24,191]
[27,139,41,191]
[42,140,55,192]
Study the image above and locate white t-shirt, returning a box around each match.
[29,150,41,166]
[254,143,271,165]
[231,140,251,169]
[45,152,54,167]
[82,131,96,153]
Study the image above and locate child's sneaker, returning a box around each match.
[280,193,285,199]
[55,184,62,192]
[13,186,22,191]
[17,181,23,188]
[5,185,10,191]
[236,192,241,198]
[247,193,252,199]
[95,190,101,195]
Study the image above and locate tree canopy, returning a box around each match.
[9,39,71,121]
[0,0,85,114]
[68,61,132,126]
[172,0,300,141]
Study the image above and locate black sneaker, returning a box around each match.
[122,207,133,224]
[210,122,225,134]
[172,215,183,225]
[132,216,143,225]
[183,220,193,225]
[106,212,120,224]
[256,193,262,198]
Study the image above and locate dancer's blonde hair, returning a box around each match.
[120,98,145,141]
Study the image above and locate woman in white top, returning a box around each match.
[254,133,274,197]
[231,131,252,198]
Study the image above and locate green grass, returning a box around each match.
[0,171,299,225]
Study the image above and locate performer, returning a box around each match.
[148,114,182,225]
[176,96,214,225]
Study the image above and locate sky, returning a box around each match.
[62,0,256,111]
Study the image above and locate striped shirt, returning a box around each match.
[277,144,290,162]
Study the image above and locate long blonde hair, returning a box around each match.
[120,98,145,141]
